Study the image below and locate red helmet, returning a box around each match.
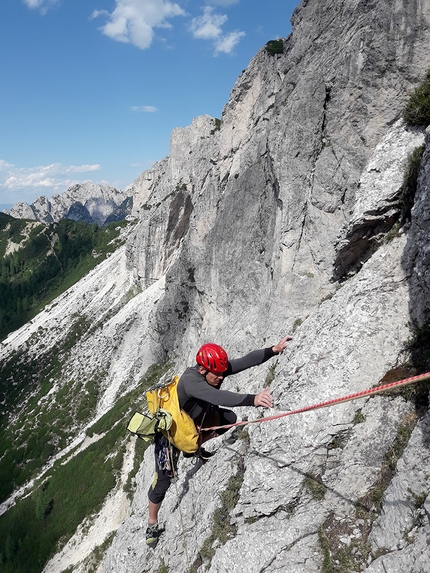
[196,343,228,374]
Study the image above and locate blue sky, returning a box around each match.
[0,0,299,208]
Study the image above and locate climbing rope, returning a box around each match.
[202,370,430,433]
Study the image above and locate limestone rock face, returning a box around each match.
[367,411,430,565]
[334,120,425,278]
[98,1,430,572]
[3,182,131,225]
[1,1,430,573]
[402,126,430,326]
[127,0,430,359]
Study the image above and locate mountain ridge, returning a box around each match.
[3,182,132,226]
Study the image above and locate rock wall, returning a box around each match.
[99,0,430,572]
[2,1,430,572]
[126,0,430,364]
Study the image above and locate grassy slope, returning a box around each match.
[0,214,157,572]
[0,215,130,341]
[0,347,170,572]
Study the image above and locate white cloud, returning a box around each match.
[0,160,13,171]
[190,6,244,54]
[64,164,102,173]
[0,162,101,196]
[91,0,185,50]
[208,0,239,6]
[215,30,245,54]
[190,6,226,40]
[22,0,60,15]
[130,105,158,113]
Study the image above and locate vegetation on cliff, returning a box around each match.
[403,68,430,127]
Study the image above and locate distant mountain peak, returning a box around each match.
[3,182,133,225]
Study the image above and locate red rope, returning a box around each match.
[202,370,430,432]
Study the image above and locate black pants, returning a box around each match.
[147,408,236,504]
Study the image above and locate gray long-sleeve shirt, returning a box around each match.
[177,347,276,424]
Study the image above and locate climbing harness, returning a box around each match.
[154,433,179,478]
[201,370,430,433]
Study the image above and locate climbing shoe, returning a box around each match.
[183,447,215,461]
[196,447,215,461]
[146,523,160,548]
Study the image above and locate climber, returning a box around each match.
[145,335,292,548]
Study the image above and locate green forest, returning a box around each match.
[0,362,170,573]
[0,214,128,341]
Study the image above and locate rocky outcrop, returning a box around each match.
[97,1,430,572]
[125,0,430,362]
[402,126,430,326]
[334,120,425,278]
[1,1,430,573]
[3,182,132,225]
[102,228,424,572]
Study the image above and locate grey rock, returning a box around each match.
[1,1,430,573]
[3,182,131,225]
[402,126,430,325]
[334,120,425,278]
[102,0,430,569]
[367,411,430,566]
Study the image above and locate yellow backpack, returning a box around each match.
[146,375,199,454]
